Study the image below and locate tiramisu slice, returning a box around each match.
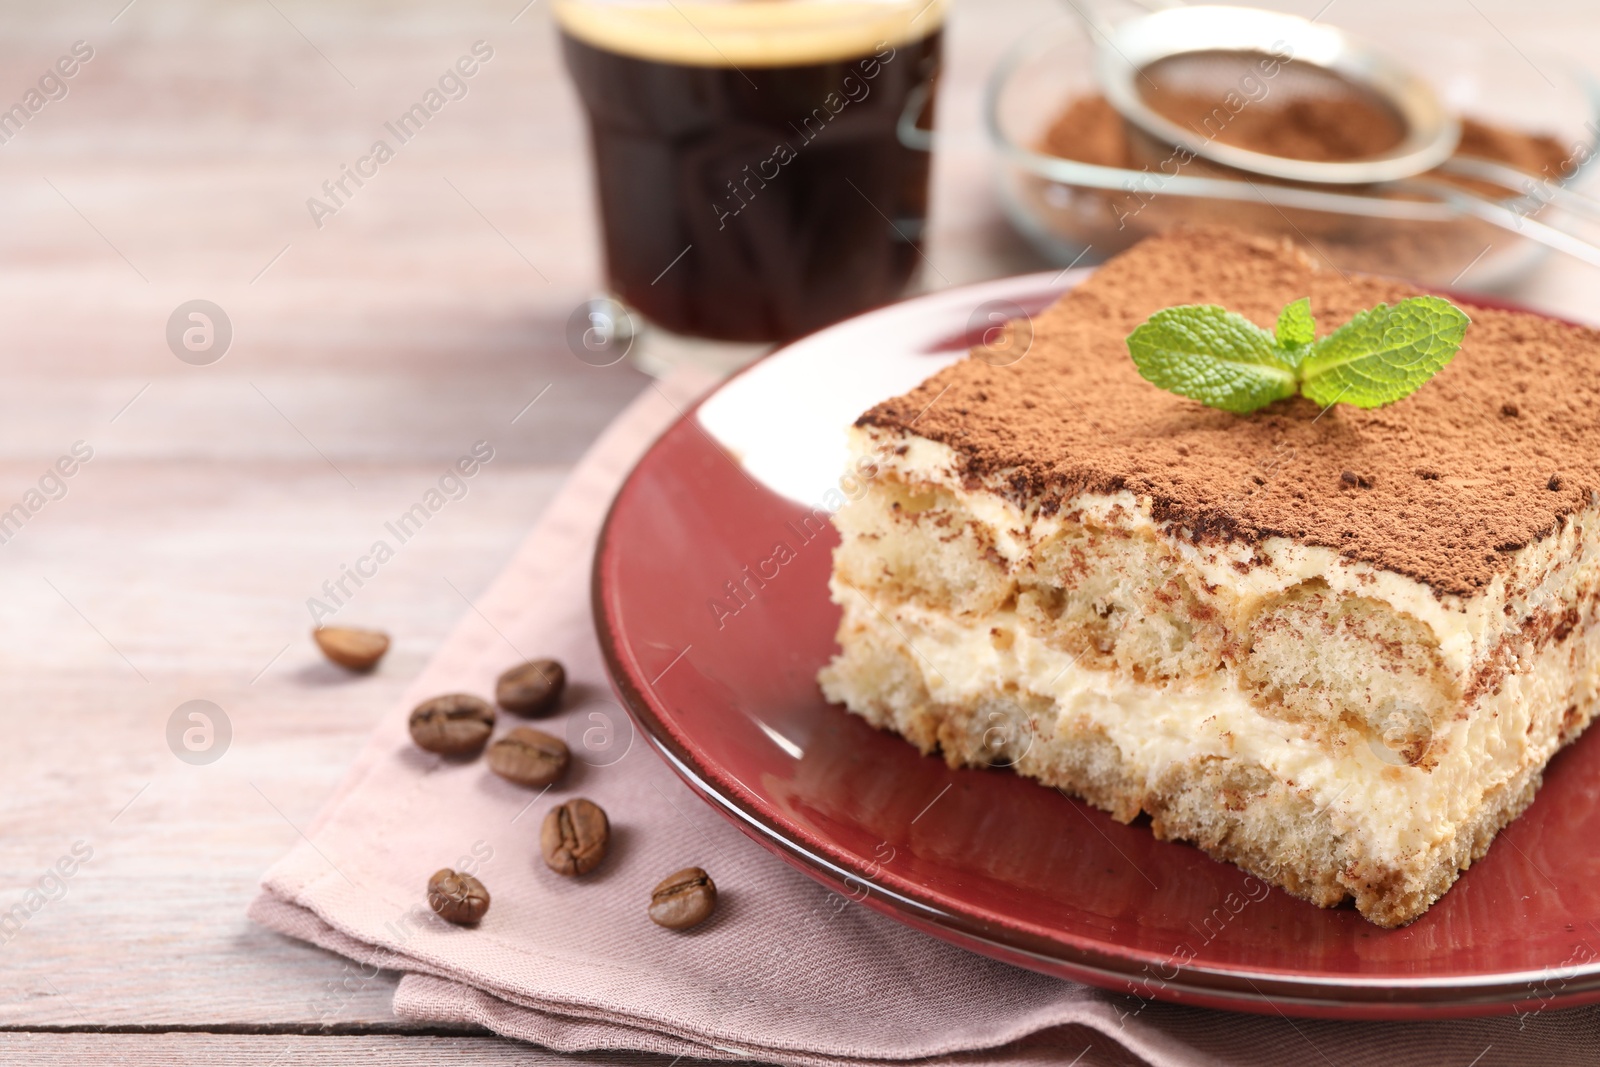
[819,227,1600,926]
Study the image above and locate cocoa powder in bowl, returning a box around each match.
[1040,93,1568,185]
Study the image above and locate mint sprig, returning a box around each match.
[1126,296,1469,414]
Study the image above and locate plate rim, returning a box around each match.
[592,271,1600,1018]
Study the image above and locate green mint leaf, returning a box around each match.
[1275,298,1315,356]
[1298,296,1470,409]
[1125,305,1297,415]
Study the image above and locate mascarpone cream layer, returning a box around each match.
[838,589,1598,865]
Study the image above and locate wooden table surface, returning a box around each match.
[1,0,1596,1062]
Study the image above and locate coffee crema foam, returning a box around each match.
[553,0,947,67]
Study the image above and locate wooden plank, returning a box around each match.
[0,1033,675,1065]
[0,0,655,1029]
[0,462,577,1026]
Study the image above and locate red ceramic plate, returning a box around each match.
[593,272,1600,1020]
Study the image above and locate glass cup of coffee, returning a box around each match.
[556,0,946,370]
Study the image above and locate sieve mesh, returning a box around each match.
[1133,50,1409,163]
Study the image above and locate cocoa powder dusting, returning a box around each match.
[859,227,1596,598]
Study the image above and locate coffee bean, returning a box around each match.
[427,868,490,925]
[487,726,570,787]
[648,867,716,930]
[496,659,566,717]
[409,694,495,757]
[540,798,608,875]
[313,626,390,672]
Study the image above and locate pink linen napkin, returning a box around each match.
[250,368,1600,1067]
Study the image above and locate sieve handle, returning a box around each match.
[1439,156,1600,228]
[1405,178,1600,271]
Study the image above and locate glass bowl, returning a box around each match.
[985,17,1600,291]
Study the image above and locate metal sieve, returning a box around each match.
[1090,3,1460,185]
[1064,0,1600,266]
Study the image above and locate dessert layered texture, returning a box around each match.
[818,227,1600,926]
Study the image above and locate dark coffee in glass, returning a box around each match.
[557,1,944,344]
